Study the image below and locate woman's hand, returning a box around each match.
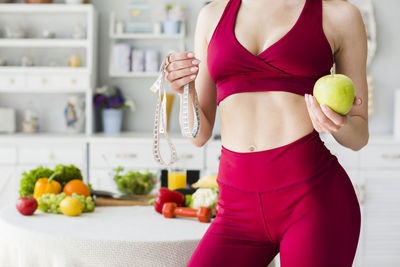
[305,94,362,134]
[164,51,201,94]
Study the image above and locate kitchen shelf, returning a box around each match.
[109,71,159,78]
[108,11,186,79]
[0,4,94,13]
[110,32,184,40]
[109,12,185,43]
[0,39,89,48]
[0,4,97,136]
[0,132,87,143]
[0,87,87,94]
[0,67,89,74]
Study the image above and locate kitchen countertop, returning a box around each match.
[0,204,211,267]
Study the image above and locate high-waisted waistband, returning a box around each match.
[217,129,338,193]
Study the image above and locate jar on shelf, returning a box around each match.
[64,96,85,134]
[131,49,145,72]
[72,24,86,39]
[144,49,159,73]
[102,108,123,135]
[126,0,153,33]
[68,54,82,67]
[22,105,39,133]
[161,4,186,35]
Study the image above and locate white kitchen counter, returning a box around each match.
[0,204,211,267]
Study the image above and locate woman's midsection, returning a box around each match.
[219,91,314,152]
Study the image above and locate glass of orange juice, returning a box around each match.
[168,165,187,190]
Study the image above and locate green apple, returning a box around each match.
[313,74,355,115]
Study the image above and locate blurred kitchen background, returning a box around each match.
[0,1,399,266]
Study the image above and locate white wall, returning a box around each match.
[361,0,400,134]
[5,0,400,136]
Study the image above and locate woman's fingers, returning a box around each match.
[320,104,346,127]
[170,74,196,92]
[166,58,200,72]
[167,66,198,82]
[305,94,341,133]
[354,96,362,105]
[164,51,200,93]
[345,96,362,114]
[168,51,195,62]
[309,95,341,132]
[305,94,323,132]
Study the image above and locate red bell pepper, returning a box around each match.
[154,187,185,214]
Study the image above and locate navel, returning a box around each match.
[248,144,257,152]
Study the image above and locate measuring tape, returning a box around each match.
[150,55,201,166]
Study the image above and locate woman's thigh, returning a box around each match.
[187,222,279,267]
[279,163,361,267]
[187,182,279,267]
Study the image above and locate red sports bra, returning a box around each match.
[207,0,334,106]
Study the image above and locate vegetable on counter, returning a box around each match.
[113,166,156,195]
[33,171,62,199]
[53,164,83,188]
[60,196,83,217]
[37,192,95,215]
[154,187,185,214]
[19,164,83,197]
[186,188,219,216]
[191,174,218,189]
[19,166,53,198]
[63,179,91,197]
[16,196,38,216]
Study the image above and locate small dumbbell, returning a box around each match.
[162,202,212,223]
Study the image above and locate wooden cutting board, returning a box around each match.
[94,198,152,207]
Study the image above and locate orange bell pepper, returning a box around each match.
[33,171,62,199]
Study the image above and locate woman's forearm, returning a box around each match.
[332,115,369,151]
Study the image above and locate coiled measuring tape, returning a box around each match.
[150,55,201,166]
[180,81,201,138]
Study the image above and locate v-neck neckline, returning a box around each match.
[232,0,309,58]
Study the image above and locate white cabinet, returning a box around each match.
[0,146,17,165]
[18,145,85,166]
[0,137,89,187]
[0,74,25,90]
[358,171,400,267]
[205,140,221,173]
[90,142,154,169]
[0,166,17,210]
[360,144,400,169]
[25,74,90,92]
[88,137,205,190]
[90,140,205,170]
[89,168,118,193]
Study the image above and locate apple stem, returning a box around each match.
[331,63,336,77]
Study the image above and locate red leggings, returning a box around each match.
[188,130,361,267]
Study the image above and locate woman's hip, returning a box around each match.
[217,129,340,192]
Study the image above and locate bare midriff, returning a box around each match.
[219,91,314,152]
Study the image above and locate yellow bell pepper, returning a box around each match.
[33,171,62,199]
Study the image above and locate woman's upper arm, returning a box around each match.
[333,1,368,121]
[192,3,221,132]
